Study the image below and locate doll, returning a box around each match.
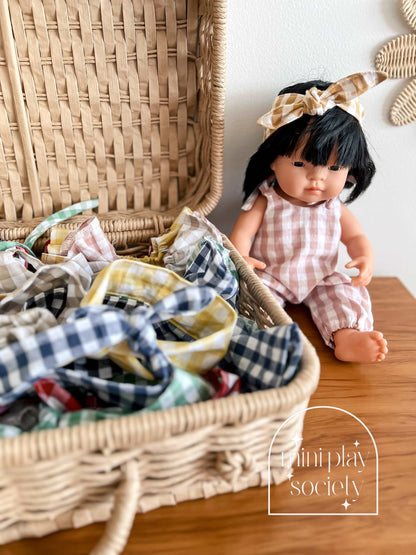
[229,71,388,363]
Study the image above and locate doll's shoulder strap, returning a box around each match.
[324,195,342,213]
[241,180,271,211]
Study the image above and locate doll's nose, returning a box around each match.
[307,165,326,180]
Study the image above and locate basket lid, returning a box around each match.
[0,0,227,249]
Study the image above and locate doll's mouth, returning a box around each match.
[306,187,323,193]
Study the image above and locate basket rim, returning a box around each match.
[0,355,319,468]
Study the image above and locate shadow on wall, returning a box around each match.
[209,91,271,236]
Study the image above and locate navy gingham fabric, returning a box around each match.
[141,313,302,392]
[24,287,68,319]
[151,239,239,341]
[24,290,144,320]
[218,316,303,392]
[103,293,145,312]
[69,357,124,380]
[183,238,239,309]
[0,285,217,410]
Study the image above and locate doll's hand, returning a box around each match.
[243,256,266,270]
[345,257,373,287]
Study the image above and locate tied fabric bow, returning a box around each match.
[258,71,387,139]
[0,286,222,410]
[81,258,237,376]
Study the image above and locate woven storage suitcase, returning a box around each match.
[0,0,320,552]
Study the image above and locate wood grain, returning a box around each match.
[4,278,416,554]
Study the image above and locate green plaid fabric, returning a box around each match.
[0,368,215,438]
[0,242,36,257]
[24,199,99,250]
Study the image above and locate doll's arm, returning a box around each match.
[229,195,267,269]
[340,203,374,287]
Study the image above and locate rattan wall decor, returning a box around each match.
[375,0,416,125]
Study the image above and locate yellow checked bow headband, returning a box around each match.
[258,71,388,140]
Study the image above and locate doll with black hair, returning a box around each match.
[229,71,388,363]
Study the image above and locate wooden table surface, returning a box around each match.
[5,278,416,554]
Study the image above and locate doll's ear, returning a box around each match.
[345,172,357,189]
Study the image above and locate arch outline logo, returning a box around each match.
[268,405,379,516]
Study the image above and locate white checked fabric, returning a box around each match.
[243,181,373,346]
[0,309,57,349]
[0,249,43,294]
[0,253,92,321]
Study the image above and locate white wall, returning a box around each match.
[209,0,416,298]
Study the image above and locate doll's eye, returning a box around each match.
[293,161,305,167]
[329,165,341,171]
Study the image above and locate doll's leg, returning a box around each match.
[304,283,387,363]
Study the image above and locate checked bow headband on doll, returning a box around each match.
[258,71,388,139]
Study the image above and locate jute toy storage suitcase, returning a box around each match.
[0,0,320,552]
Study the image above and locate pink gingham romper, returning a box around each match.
[242,181,373,347]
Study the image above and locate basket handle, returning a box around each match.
[90,460,140,555]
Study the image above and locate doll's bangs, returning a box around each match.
[286,109,366,170]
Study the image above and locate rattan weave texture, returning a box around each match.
[375,0,416,125]
[0,0,224,249]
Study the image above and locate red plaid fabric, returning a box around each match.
[201,368,241,399]
[34,379,82,412]
[59,217,117,263]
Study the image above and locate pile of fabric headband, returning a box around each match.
[0,203,303,438]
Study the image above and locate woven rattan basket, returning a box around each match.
[0,0,320,552]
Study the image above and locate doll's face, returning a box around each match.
[270,146,350,206]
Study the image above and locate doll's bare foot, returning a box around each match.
[333,329,388,363]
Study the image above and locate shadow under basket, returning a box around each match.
[0,0,320,552]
